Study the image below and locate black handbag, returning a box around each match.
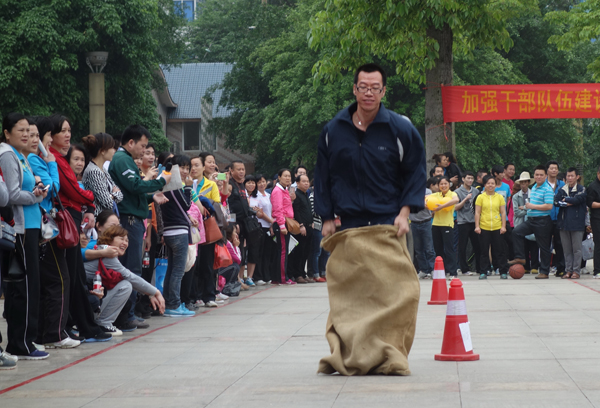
[4,249,25,282]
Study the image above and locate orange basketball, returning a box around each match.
[509,264,526,279]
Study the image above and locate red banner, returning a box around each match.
[442,84,600,123]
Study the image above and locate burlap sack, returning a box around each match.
[318,225,420,375]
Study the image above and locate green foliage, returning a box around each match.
[308,0,536,84]
[0,0,186,149]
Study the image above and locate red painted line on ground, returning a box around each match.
[569,279,600,294]
[0,285,276,396]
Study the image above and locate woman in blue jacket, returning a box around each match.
[555,167,587,279]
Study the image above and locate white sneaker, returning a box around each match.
[45,337,81,349]
[594,274,600,279]
[1,352,18,363]
[462,271,474,276]
[255,280,266,286]
[103,325,123,336]
[216,293,229,300]
[194,300,205,307]
[205,301,218,308]
[418,271,428,279]
[33,342,45,352]
[214,299,225,304]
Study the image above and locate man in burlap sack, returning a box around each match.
[314,63,427,375]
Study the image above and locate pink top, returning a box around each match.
[270,183,293,229]
[226,240,241,264]
[187,201,206,245]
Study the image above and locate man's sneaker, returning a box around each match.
[33,342,46,352]
[101,325,123,336]
[594,274,600,279]
[205,300,218,308]
[0,352,17,370]
[296,276,308,284]
[186,302,200,311]
[255,280,266,286]
[495,269,500,275]
[17,350,49,360]
[194,300,205,307]
[479,274,487,280]
[285,279,297,285]
[315,277,327,282]
[462,271,474,276]
[45,337,81,349]
[66,329,84,341]
[164,305,194,317]
[85,332,112,343]
[500,274,508,279]
[1,352,18,363]
[133,320,150,329]
[116,321,137,332]
[530,269,539,274]
[214,299,225,305]
[216,292,229,301]
[535,274,549,279]
[244,278,256,287]
[179,304,195,315]
[457,269,462,274]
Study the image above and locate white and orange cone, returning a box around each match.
[428,256,448,305]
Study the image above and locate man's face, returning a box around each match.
[520,180,529,192]
[494,170,505,182]
[433,166,444,177]
[547,164,559,179]
[477,172,488,183]
[566,171,577,187]
[353,71,386,113]
[296,167,307,178]
[534,170,546,186]
[129,135,148,159]
[142,147,155,168]
[463,175,474,188]
[505,165,515,178]
[297,174,310,192]
[231,163,246,182]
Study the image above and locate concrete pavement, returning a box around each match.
[2,270,600,407]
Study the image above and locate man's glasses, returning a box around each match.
[356,86,383,94]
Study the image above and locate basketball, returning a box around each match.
[509,264,526,279]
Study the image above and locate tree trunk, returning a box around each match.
[425,23,453,172]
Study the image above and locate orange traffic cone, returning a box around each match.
[435,278,479,361]
[427,256,448,305]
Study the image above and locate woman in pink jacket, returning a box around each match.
[270,168,295,285]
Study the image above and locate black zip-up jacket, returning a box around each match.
[314,102,426,226]
[586,177,600,222]
[555,183,586,231]
[160,187,192,234]
[292,188,312,227]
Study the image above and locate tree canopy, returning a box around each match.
[0,0,186,151]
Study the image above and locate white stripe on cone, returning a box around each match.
[432,269,445,280]
[446,300,467,316]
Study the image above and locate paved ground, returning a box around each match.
[2,269,600,407]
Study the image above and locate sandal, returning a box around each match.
[561,272,572,279]
[571,273,580,279]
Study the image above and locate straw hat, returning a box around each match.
[515,171,533,184]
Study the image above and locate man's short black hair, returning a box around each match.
[429,165,444,177]
[295,174,309,183]
[476,169,488,180]
[426,177,438,189]
[121,124,150,145]
[534,165,546,174]
[504,162,515,170]
[566,167,578,175]
[230,160,244,169]
[546,160,559,171]
[463,171,474,178]
[354,63,387,87]
[491,165,505,177]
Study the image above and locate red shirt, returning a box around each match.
[50,146,95,212]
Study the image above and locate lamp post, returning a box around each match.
[85,52,108,134]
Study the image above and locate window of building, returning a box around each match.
[173,0,196,21]
[183,121,201,151]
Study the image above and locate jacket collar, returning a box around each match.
[561,183,580,194]
[340,102,390,126]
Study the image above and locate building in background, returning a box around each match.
[154,63,255,172]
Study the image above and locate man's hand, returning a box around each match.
[321,220,336,237]
[394,214,410,237]
[143,166,158,181]
[153,192,169,205]
[144,233,152,252]
[300,225,306,236]
[102,246,119,258]
[150,290,165,314]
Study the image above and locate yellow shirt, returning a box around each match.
[475,192,505,231]
[431,191,456,227]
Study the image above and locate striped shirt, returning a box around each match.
[528,181,554,218]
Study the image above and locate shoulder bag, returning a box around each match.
[51,183,79,249]
[97,258,124,290]
[285,217,301,235]
[40,206,59,245]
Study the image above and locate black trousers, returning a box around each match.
[592,218,600,275]
[479,229,508,274]
[551,221,565,272]
[432,225,458,276]
[65,208,103,338]
[458,222,480,273]
[524,238,540,270]
[198,242,216,302]
[288,226,313,279]
[38,239,70,343]
[503,224,514,261]
[513,216,553,276]
[136,227,158,314]
[5,229,40,355]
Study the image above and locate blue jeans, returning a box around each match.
[119,215,146,321]
[412,220,436,273]
[308,228,323,278]
[163,234,189,310]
